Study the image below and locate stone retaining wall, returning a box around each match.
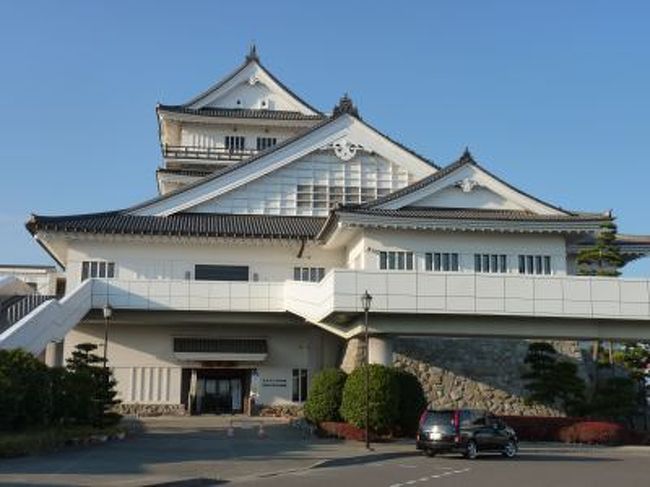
[114,403,188,417]
[393,337,591,417]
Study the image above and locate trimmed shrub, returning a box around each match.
[340,364,399,433]
[589,376,637,421]
[318,421,371,441]
[304,368,347,424]
[0,349,52,430]
[558,421,629,445]
[498,415,579,442]
[394,369,427,436]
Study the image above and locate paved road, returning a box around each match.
[0,416,648,486]
[232,449,650,487]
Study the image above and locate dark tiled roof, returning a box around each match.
[158,105,324,121]
[361,149,569,215]
[181,53,323,116]
[157,167,217,178]
[337,206,610,222]
[27,212,326,240]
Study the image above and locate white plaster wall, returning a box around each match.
[414,186,525,210]
[362,229,568,275]
[191,151,414,216]
[64,321,341,406]
[0,267,60,295]
[64,239,346,290]
[179,122,299,151]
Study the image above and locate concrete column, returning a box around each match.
[44,341,64,367]
[368,336,393,366]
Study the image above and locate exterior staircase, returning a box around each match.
[0,280,92,356]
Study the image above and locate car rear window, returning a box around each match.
[421,411,454,428]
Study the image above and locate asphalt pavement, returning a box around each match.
[0,416,648,486]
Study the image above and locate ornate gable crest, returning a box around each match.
[331,137,363,161]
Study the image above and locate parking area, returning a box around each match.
[0,416,648,486]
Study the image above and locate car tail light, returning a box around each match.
[453,410,461,443]
[418,409,428,427]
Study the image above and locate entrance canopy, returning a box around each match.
[173,337,268,362]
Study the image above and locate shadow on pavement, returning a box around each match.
[315,451,422,468]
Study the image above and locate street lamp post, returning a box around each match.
[361,290,373,450]
[102,303,113,369]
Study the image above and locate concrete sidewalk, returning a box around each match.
[0,416,648,486]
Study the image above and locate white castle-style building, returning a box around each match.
[2,46,650,414]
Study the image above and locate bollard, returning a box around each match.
[257,424,267,439]
[227,426,235,438]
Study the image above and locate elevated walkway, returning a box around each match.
[1,272,650,356]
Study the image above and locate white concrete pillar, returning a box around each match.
[368,336,393,366]
[44,341,64,367]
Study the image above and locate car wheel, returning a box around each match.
[424,449,436,457]
[502,440,517,458]
[464,440,478,460]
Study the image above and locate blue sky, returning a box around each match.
[0,1,648,276]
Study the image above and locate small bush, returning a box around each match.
[318,421,368,441]
[558,421,629,445]
[394,369,427,436]
[589,376,637,421]
[304,368,347,424]
[0,349,52,430]
[340,364,399,433]
[498,415,579,442]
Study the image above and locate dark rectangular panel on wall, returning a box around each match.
[195,265,249,281]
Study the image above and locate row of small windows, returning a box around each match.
[293,267,325,282]
[379,251,414,270]
[474,254,508,274]
[81,261,115,280]
[519,255,552,275]
[425,252,460,272]
[378,252,553,274]
[224,135,278,152]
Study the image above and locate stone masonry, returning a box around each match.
[393,337,591,416]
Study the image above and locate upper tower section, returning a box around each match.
[156,45,325,195]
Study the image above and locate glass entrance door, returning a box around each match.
[194,371,246,414]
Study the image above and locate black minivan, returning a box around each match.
[416,409,518,459]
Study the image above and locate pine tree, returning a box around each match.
[66,343,120,426]
[522,342,587,416]
[577,221,624,277]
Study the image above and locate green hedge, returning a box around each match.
[0,344,121,432]
[304,368,347,423]
[394,369,427,435]
[340,364,400,433]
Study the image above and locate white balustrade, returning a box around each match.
[84,273,650,323]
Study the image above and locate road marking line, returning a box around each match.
[406,481,417,485]
[398,464,419,468]
[419,477,429,481]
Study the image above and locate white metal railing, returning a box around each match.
[89,272,650,323]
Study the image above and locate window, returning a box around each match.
[81,260,115,281]
[225,135,245,152]
[425,252,459,272]
[256,137,277,151]
[292,368,308,402]
[293,267,325,282]
[379,251,413,270]
[474,254,507,273]
[195,265,249,281]
[518,255,551,275]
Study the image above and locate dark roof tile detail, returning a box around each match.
[27,212,326,240]
[158,105,324,121]
[337,206,610,222]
